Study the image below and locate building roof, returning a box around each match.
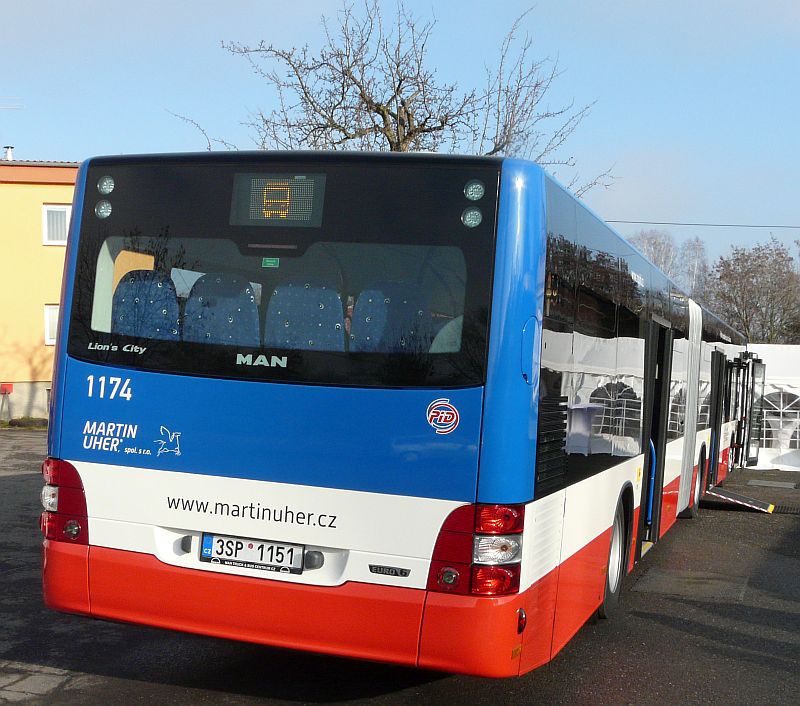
[0,160,78,185]
[2,159,79,167]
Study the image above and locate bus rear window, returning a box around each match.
[67,158,498,387]
[89,238,466,352]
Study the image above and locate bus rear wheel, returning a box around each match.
[679,452,705,519]
[598,500,625,619]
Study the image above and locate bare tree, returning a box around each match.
[628,229,680,280]
[462,9,607,194]
[224,1,471,152]
[677,236,709,302]
[628,230,711,302]
[168,112,237,151]
[217,1,609,191]
[706,237,800,344]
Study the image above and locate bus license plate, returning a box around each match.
[200,533,304,575]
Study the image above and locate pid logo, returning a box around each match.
[427,398,460,435]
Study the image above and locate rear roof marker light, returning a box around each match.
[464,179,485,201]
[461,207,482,228]
[95,200,112,219]
[97,175,115,195]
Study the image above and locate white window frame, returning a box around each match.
[42,204,72,245]
[44,305,60,345]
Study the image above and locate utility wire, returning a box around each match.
[606,220,800,230]
[0,98,23,110]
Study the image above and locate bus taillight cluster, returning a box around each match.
[39,458,89,545]
[426,503,525,596]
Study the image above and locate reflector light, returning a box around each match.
[63,519,82,540]
[471,564,520,596]
[475,504,525,534]
[473,535,522,565]
[426,560,470,594]
[41,512,89,544]
[438,567,460,587]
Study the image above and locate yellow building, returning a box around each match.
[0,158,78,420]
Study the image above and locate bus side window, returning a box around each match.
[544,235,577,325]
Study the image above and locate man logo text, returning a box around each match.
[235,354,288,368]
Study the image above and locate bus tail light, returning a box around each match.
[471,565,521,595]
[427,503,524,597]
[40,458,89,545]
[472,535,522,564]
[475,504,524,534]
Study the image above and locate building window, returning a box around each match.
[44,305,60,345]
[42,205,71,245]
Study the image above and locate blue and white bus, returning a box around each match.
[42,152,755,677]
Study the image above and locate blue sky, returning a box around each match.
[3,0,799,258]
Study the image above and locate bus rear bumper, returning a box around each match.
[45,543,426,666]
[43,543,536,676]
[419,591,527,677]
[42,540,90,614]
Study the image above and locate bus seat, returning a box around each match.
[350,282,433,353]
[429,315,463,353]
[111,270,180,340]
[183,273,260,346]
[264,282,345,351]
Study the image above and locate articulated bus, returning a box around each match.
[42,152,759,677]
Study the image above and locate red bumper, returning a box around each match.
[42,542,534,676]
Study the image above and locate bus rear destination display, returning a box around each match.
[230,173,326,227]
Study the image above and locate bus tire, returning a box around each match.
[679,451,705,519]
[598,499,626,619]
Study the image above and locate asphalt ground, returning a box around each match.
[1,429,798,705]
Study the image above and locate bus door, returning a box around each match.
[732,355,749,466]
[706,350,727,487]
[746,360,766,466]
[636,317,673,558]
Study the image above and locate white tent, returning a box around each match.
[541,330,644,458]
[747,344,800,470]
